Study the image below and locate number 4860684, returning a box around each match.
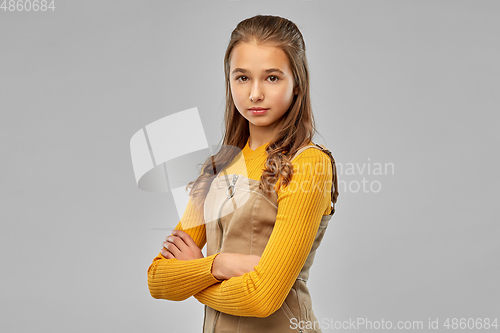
[1,0,56,11]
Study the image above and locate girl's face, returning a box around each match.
[229,42,298,133]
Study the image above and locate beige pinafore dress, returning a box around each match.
[202,143,339,333]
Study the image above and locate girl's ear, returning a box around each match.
[293,85,299,95]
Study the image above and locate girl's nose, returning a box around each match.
[249,83,264,102]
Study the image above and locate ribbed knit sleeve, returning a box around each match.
[147,195,223,301]
[193,148,333,317]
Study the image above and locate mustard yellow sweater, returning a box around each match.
[147,138,333,318]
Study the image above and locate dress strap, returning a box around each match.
[289,143,339,216]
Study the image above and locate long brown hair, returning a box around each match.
[186,15,325,209]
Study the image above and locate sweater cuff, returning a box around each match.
[208,252,223,283]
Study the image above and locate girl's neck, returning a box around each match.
[248,136,272,151]
[248,119,283,150]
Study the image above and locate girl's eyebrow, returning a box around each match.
[231,68,285,75]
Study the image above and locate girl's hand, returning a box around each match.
[161,230,204,260]
[212,253,261,280]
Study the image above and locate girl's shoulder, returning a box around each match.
[287,143,334,182]
[289,142,333,165]
[274,142,334,194]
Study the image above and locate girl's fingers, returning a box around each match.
[173,230,198,248]
[166,233,190,253]
[162,231,204,260]
[163,239,181,257]
[161,247,175,259]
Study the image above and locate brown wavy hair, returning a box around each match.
[186,14,329,209]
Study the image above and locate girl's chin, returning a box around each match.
[248,120,273,127]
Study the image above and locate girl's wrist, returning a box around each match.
[212,253,226,280]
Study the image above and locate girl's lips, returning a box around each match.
[250,108,268,115]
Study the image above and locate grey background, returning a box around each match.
[1,0,499,332]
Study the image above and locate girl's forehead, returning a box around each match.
[230,42,291,72]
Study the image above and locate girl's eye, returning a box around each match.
[235,75,280,82]
[268,75,279,82]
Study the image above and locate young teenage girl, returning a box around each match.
[148,15,339,333]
